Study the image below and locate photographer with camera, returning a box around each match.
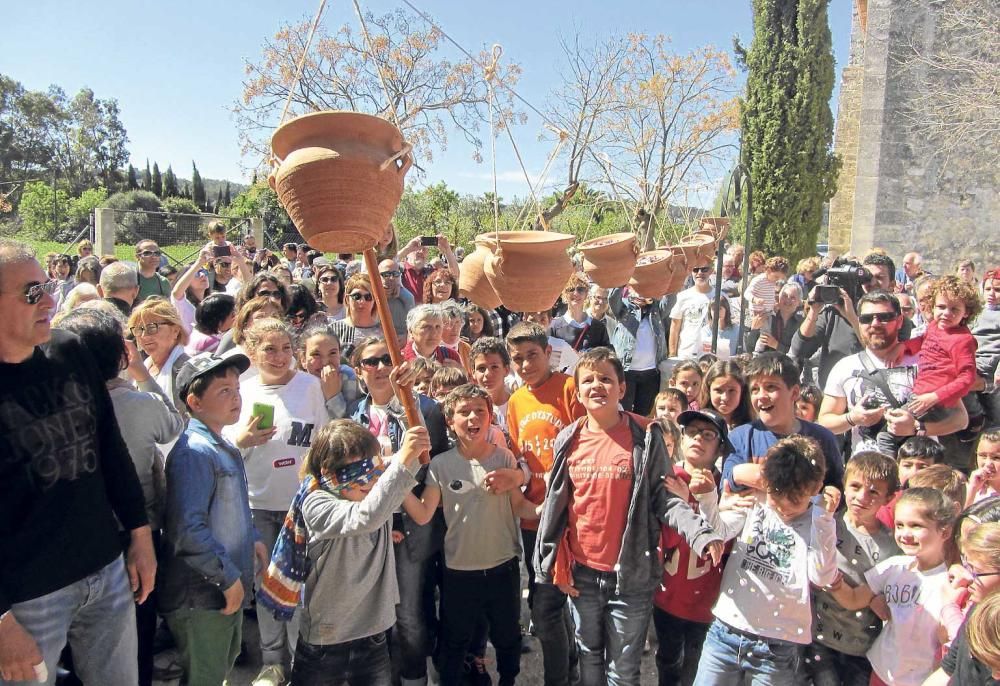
[790,253,912,387]
[816,290,968,455]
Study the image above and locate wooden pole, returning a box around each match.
[362,247,428,464]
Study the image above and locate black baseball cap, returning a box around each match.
[677,408,733,453]
[175,353,250,402]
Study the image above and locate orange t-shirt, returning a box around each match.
[507,372,584,530]
[567,413,648,571]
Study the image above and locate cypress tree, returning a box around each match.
[127,164,139,190]
[163,165,179,197]
[738,0,839,263]
[223,182,231,206]
[152,163,163,197]
[215,187,224,212]
[191,161,206,209]
[143,159,152,191]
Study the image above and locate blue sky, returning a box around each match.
[4,0,852,204]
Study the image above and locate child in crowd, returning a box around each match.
[693,436,840,685]
[429,365,468,401]
[654,416,682,463]
[909,464,968,514]
[522,309,580,374]
[653,409,733,686]
[295,321,359,419]
[877,435,946,529]
[223,318,331,686]
[796,383,823,423]
[880,275,981,452]
[536,349,724,685]
[807,451,900,686]
[404,385,538,686]
[669,361,704,411]
[699,360,753,429]
[652,388,688,422]
[469,337,513,428]
[965,594,1000,683]
[504,322,585,686]
[828,488,955,686]
[261,419,430,686]
[967,429,1000,506]
[410,357,438,398]
[160,353,265,685]
[745,256,790,330]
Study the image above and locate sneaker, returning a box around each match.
[252,664,286,686]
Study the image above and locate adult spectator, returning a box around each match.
[99,261,140,318]
[209,249,250,297]
[328,273,384,357]
[702,297,739,359]
[0,239,154,684]
[55,282,100,319]
[897,292,917,324]
[313,263,346,320]
[135,240,171,303]
[818,290,968,454]
[281,243,298,270]
[610,287,673,415]
[549,273,611,353]
[50,253,75,312]
[727,243,745,280]
[790,252,911,386]
[397,234,459,299]
[895,251,922,293]
[128,298,191,419]
[170,249,213,334]
[669,264,714,360]
[286,283,321,334]
[971,267,1000,427]
[421,267,459,304]
[587,285,617,334]
[402,303,462,367]
[76,239,94,260]
[74,255,102,287]
[237,272,290,313]
[956,259,978,286]
[158,264,178,287]
[378,258,413,341]
[748,282,805,354]
[57,308,185,686]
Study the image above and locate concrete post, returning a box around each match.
[94,208,116,257]
[250,216,265,246]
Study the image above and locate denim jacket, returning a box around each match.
[608,288,674,370]
[348,393,450,562]
[159,419,258,612]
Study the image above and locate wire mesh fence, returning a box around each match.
[99,209,255,266]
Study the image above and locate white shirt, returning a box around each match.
[670,287,711,359]
[631,317,657,371]
[172,295,196,333]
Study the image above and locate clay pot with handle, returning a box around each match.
[269,111,412,253]
[578,232,639,288]
[458,235,502,309]
[677,233,717,268]
[484,231,574,313]
[698,217,730,242]
[628,250,674,299]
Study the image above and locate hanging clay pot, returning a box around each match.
[699,217,730,241]
[578,232,639,288]
[628,250,674,299]
[458,235,502,310]
[665,250,691,294]
[677,233,717,268]
[484,231,574,313]
[269,111,413,253]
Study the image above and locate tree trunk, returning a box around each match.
[532,182,580,230]
[636,209,655,251]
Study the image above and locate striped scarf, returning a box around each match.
[258,458,386,621]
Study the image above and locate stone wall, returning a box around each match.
[828,0,998,273]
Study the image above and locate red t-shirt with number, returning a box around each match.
[654,464,726,623]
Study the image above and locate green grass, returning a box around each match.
[16,236,206,265]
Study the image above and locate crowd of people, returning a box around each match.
[2,225,999,686]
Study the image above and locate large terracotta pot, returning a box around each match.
[677,233,717,268]
[628,250,673,299]
[579,232,638,288]
[699,217,730,241]
[459,235,502,309]
[484,231,574,312]
[269,111,412,253]
[665,250,691,294]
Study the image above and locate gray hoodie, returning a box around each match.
[534,414,721,596]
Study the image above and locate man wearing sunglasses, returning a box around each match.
[669,264,715,360]
[0,239,155,684]
[134,240,171,305]
[819,291,968,454]
[378,258,413,341]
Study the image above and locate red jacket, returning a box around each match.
[904,320,978,407]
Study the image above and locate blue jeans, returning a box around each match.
[651,607,710,686]
[292,632,393,686]
[252,508,299,667]
[391,540,435,680]
[0,556,137,686]
[522,528,577,686]
[803,642,871,686]
[693,621,803,686]
[568,565,653,686]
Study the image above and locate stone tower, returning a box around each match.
[828,0,998,273]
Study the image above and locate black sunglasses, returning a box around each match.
[379,270,401,279]
[16,280,59,305]
[318,276,339,284]
[256,289,280,298]
[858,312,898,325]
[359,353,393,368]
[139,250,162,258]
[349,292,374,302]
[692,266,712,274]
[566,286,589,295]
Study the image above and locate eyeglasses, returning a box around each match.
[379,270,401,279]
[692,266,712,274]
[683,425,720,441]
[900,306,915,313]
[196,269,208,278]
[129,321,173,337]
[256,289,280,298]
[566,286,589,295]
[962,557,1000,583]
[349,292,373,302]
[139,250,161,258]
[11,280,59,305]
[319,276,340,284]
[858,312,898,325]
[359,353,393,368]
[216,261,233,268]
